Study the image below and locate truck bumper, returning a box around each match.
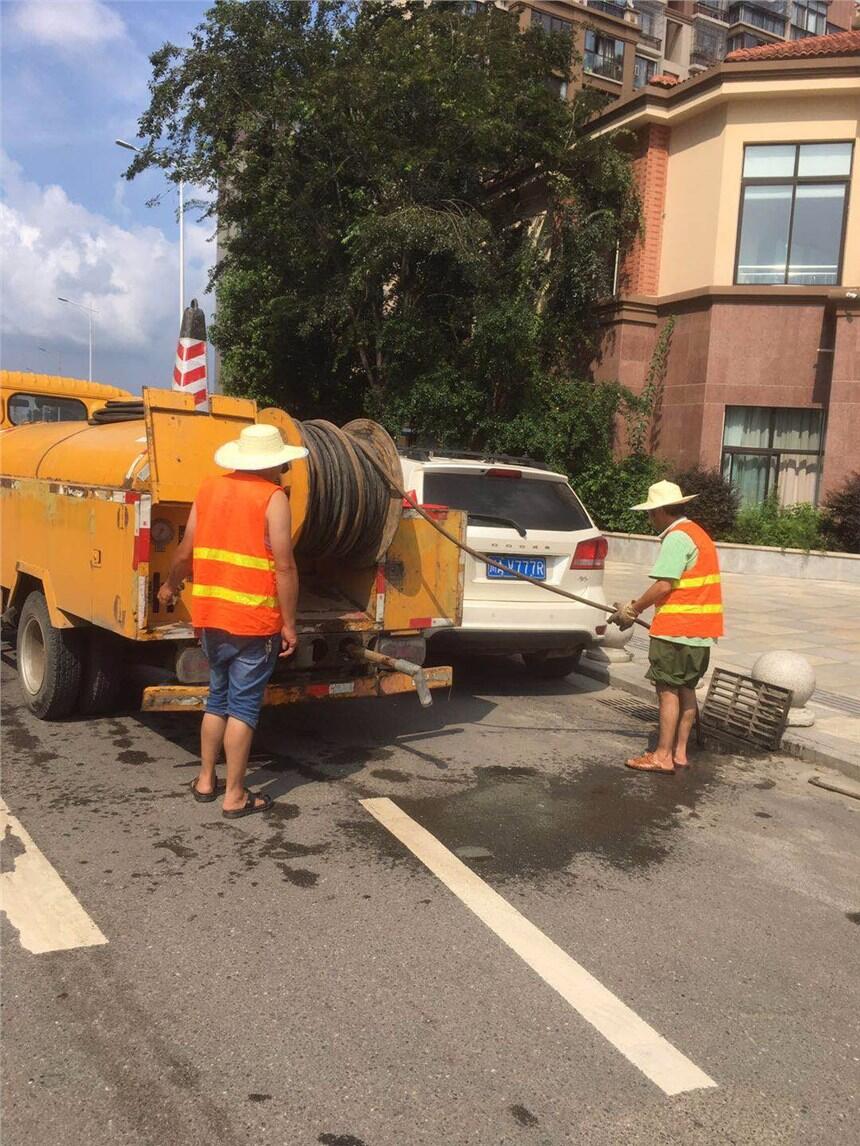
[140,665,453,713]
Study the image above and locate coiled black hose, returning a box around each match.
[295,419,394,564]
[89,400,145,424]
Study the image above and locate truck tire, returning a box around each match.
[16,591,83,719]
[521,650,582,680]
[78,630,123,716]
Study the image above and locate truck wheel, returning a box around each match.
[521,650,582,680]
[79,630,123,716]
[16,591,83,719]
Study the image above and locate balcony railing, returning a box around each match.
[639,30,662,47]
[586,0,630,20]
[690,46,721,65]
[584,51,624,81]
[695,1,729,19]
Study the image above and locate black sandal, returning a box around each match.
[222,789,273,819]
[190,776,226,803]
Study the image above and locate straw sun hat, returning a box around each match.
[214,424,309,471]
[630,480,698,512]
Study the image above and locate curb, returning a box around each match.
[574,658,860,786]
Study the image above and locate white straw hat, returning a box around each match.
[214,423,309,471]
[630,480,698,512]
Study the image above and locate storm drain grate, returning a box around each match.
[596,695,659,724]
[701,668,791,752]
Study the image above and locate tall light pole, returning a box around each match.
[115,138,185,321]
[38,345,62,373]
[57,297,96,381]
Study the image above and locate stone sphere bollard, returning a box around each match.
[585,618,634,664]
[751,650,816,727]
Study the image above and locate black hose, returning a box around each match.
[294,419,393,564]
[89,400,145,424]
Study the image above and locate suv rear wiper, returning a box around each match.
[467,512,527,538]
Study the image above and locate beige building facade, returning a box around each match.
[589,33,860,505]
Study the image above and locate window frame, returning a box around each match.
[721,405,826,504]
[583,29,625,83]
[733,141,854,287]
[6,391,88,426]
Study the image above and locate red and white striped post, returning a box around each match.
[173,298,208,407]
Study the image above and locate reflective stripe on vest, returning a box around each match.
[193,545,274,573]
[650,519,724,640]
[190,472,283,636]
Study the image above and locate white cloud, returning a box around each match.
[13,0,126,50]
[0,152,215,365]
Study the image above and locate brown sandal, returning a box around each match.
[222,789,273,819]
[626,753,675,774]
[190,776,226,803]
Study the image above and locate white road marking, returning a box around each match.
[0,798,107,955]
[361,797,716,1097]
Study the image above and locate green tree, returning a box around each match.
[130,0,639,457]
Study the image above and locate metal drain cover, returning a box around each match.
[596,696,659,724]
[701,668,791,751]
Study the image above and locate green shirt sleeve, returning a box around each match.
[649,530,698,582]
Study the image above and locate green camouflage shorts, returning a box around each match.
[646,637,710,689]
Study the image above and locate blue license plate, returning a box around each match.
[486,557,547,580]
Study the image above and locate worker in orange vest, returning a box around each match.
[609,480,723,776]
[159,424,309,817]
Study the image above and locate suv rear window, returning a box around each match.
[423,472,591,533]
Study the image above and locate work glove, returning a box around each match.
[608,600,638,630]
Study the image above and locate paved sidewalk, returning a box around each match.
[602,561,860,752]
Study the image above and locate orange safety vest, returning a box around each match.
[650,519,724,640]
[190,473,283,636]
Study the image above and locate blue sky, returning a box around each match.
[1,0,216,391]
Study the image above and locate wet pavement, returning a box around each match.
[2,651,859,1145]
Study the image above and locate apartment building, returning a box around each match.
[589,30,860,505]
[508,0,856,100]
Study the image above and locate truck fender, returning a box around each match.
[10,562,86,630]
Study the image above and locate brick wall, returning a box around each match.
[619,124,670,297]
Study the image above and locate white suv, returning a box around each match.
[399,450,608,678]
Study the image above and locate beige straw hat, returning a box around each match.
[214,424,309,471]
[630,480,698,512]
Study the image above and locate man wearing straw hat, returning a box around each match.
[609,480,723,775]
[159,424,309,817]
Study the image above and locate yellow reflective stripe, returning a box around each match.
[191,583,278,609]
[658,603,724,615]
[193,546,273,572]
[676,574,721,589]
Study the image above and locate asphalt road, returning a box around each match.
[2,650,859,1146]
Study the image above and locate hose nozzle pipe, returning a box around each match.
[345,644,434,708]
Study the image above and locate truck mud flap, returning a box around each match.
[140,666,453,713]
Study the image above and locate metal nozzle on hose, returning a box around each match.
[345,644,434,708]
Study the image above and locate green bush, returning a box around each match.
[573,454,666,534]
[673,466,739,539]
[822,472,860,554]
[729,497,826,551]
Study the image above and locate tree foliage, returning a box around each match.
[131,0,640,457]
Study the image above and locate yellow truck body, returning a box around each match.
[1,389,465,718]
[1,370,132,429]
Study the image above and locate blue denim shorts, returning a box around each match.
[200,628,280,729]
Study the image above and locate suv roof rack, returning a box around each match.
[399,446,552,472]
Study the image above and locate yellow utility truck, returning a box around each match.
[1,370,133,429]
[1,389,464,719]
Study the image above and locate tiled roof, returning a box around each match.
[648,73,680,87]
[725,29,860,62]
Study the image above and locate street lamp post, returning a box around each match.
[57,297,96,381]
[115,139,185,321]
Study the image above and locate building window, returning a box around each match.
[790,0,827,38]
[692,24,726,64]
[544,73,569,100]
[7,392,88,426]
[633,54,657,88]
[531,10,574,36]
[722,407,824,506]
[735,142,853,286]
[584,30,625,81]
[727,31,768,50]
[727,2,787,36]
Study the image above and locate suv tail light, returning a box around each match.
[571,536,608,570]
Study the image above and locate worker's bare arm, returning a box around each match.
[158,504,197,604]
[266,490,299,657]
